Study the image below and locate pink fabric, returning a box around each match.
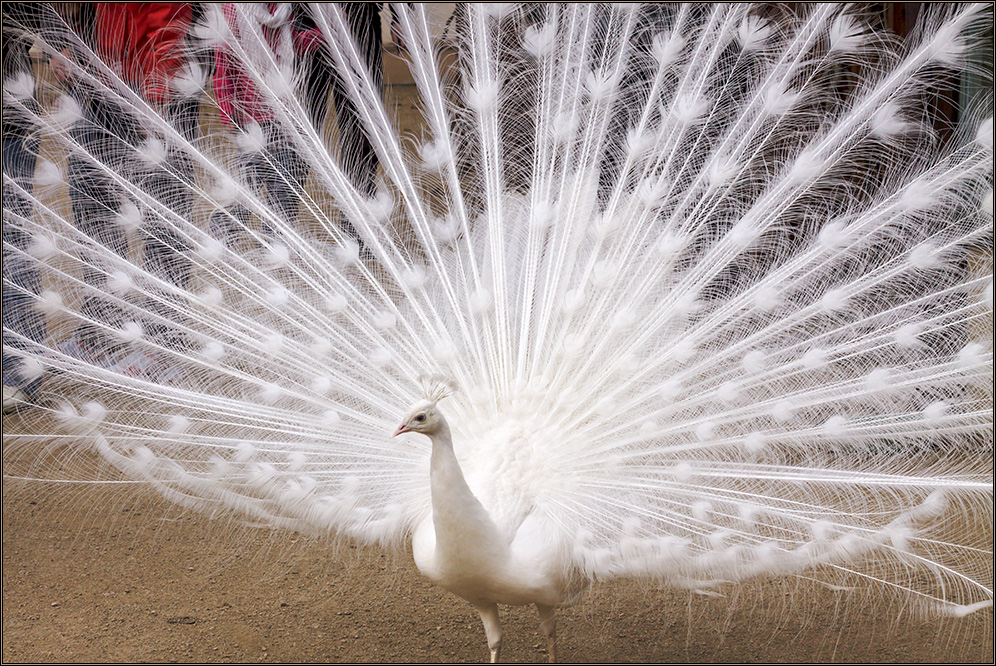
[213,4,323,125]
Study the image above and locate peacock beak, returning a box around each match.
[393,423,408,437]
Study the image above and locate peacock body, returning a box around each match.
[2,3,993,661]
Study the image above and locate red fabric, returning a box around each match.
[94,3,193,104]
[214,3,323,125]
[294,27,324,55]
[213,3,267,125]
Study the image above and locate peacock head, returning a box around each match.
[393,400,444,437]
[393,375,457,437]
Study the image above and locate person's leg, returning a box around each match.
[301,43,334,131]
[325,3,383,253]
[139,97,200,350]
[261,122,308,232]
[330,2,382,198]
[62,93,134,359]
[141,97,197,289]
[293,4,334,131]
[2,125,45,399]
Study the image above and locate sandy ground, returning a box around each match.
[2,470,992,664]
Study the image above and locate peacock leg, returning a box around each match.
[475,603,503,663]
[537,604,557,663]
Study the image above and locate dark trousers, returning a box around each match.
[2,118,45,394]
[66,88,200,349]
[210,120,308,242]
[299,2,382,197]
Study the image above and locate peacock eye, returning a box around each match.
[415,414,426,423]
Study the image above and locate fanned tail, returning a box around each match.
[2,3,992,615]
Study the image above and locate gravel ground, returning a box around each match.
[2,476,992,664]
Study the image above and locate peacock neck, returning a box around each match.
[428,420,473,512]
[427,420,505,558]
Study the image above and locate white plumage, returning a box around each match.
[2,3,993,662]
